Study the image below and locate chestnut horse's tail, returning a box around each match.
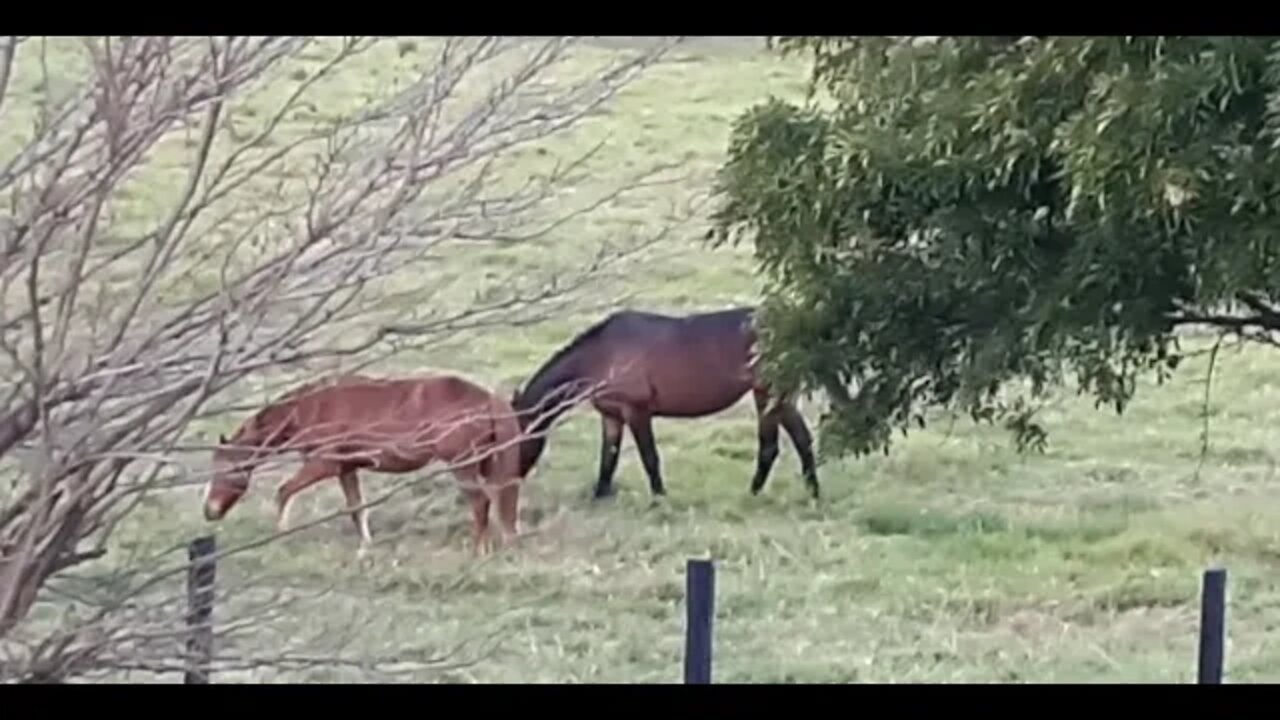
[480,395,523,484]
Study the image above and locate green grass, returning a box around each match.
[12,37,1280,683]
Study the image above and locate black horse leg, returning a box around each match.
[779,403,820,499]
[750,390,782,495]
[626,411,666,496]
[594,413,625,500]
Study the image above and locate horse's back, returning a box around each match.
[604,307,754,355]
[581,307,759,415]
[271,372,516,472]
[602,306,753,332]
[287,373,499,437]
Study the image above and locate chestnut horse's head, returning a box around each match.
[203,433,257,522]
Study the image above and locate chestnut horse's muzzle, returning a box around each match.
[203,499,225,522]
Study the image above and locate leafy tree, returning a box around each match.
[0,36,677,683]
[710,36,1280,459]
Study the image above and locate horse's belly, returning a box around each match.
[657,396,746,417]
[372,454,431,473]
[645,360,751,416]
[652,382,749,416]
[329,433,435,473]
[299,406,488,472]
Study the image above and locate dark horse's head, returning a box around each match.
[509,317,612,477]
[510,385,547,478]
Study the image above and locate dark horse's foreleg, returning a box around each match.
[593,413,625,500]
[626,410,666,497]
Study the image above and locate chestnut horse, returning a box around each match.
[510,307,820,501]
[203,373,526,555]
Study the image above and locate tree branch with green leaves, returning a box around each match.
[710,36,1280,459]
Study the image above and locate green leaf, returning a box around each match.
[710,36,1280,459]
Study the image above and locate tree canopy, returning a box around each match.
[710,36,1280,459]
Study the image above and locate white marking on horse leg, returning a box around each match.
[357,508,372,547]
[276,495,295,534]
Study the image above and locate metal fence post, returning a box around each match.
[684,558,715,684]
[1197,566,1227,684]
[185,534,217,684]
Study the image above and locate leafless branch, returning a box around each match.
[0,34,687,682]
[0,37,19,120]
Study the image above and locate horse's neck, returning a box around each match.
[235,401,296,450]
[520,370,588,432]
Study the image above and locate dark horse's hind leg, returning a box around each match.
[626,410,667,497]
[593,413,625,500]
[749,390,782,495]
[779,403,820,499]
[749,390,820,500]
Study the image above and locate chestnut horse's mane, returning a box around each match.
[229,373,376,447]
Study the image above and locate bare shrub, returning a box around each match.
[0,35,694,683]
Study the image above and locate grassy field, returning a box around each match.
[13,37,1280,683]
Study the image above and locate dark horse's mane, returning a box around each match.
[515,314,616,403]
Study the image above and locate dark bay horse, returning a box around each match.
[511,307,820,500]
[203,373,526,555]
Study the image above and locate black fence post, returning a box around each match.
[185,534,217,685]
[1197,566,1227,684]
[684,557,715,684]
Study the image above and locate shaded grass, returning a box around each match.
[11,38,1280,683]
